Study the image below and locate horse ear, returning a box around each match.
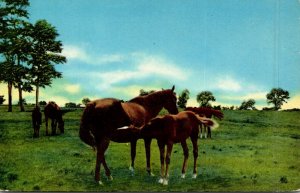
[171,85,175,91]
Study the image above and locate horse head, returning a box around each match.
[162,85,178,115]
[58,111,65,133]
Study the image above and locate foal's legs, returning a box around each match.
[157,140,165,184]
[95,139,111,185]
[129,139,137,173]
[180,140,189,178]
[45,116,49,135]
[144,138,153,175]
[51,119,57,135]
[163,141,173,185]
[191,134,199,178]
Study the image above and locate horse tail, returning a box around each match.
[195,114,219,130]
[79,102,96,148]
[212,109,224,120]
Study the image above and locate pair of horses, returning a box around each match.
[32,101,64,138]
[185,107,223,138]
[79,86,215,185]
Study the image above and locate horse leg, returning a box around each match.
[180,140,189,179]
[144,138,153,176]
[163,141,173,185]
[199,124,203,139]
[45,116,49,136]
[95,139,111,185]
[100,139,113,180]
[129,139,137,174]
[207,126,211,139]
[191,134,199,179]
[157,140,165,184]
[204,126,207,138]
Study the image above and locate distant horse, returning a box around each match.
[185,107,223,138]
[135,111,215,185]
[32,106,42,138]
[44,101,64,135]
[79,86,178,184]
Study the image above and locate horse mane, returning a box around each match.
[129,89,171,105]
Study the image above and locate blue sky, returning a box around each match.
[1,0,300,109]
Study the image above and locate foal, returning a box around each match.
[138,111,214,185]
[32,106,42,138]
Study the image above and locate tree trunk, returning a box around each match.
[35,83,39,107]
[18,84,25,112]
[8,82,12,112]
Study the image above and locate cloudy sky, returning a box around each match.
[1,0,300,109]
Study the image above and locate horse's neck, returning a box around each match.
[131,93,164,120]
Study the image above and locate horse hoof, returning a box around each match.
[150,172,155,177]
[163,179,168,186]
[98,181,103,185]
[192,174,197,179]
[129,166,134,172]
[158,178,164,184]
[108,175,113,181]
[181,173,186,179]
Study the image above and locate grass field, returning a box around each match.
[0,105,299,191]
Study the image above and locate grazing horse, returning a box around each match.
[136,111,215,185]
[79,86,178,185]
[32,106,42,138]
[185,107,223,138]
[44,101,64,135]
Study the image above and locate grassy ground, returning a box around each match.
[0,105,299,191]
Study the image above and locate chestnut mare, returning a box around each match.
[137,111,214,185]
[44,101,64,136]
[79,86,178,184]
[185,107,223,138]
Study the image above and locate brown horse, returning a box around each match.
[185,107,223,138]
[32,106,42,138]
[79,86,178,184]
[44,101,64,136]
[135,111,214,185]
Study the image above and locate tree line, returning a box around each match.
[0,0,66,112]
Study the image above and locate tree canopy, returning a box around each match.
[266,88,290,110]
[196,91,216,107]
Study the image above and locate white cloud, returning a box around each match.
[65,84,80,94]
[214,76,242,92]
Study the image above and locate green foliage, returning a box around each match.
[266,88,290,110]
[139,89,156,96]
[65,102,77,108]
[196,91,216,107]
[0,95,5,104]
[239,99,256,110]
[0,106,299,191]
[82,98,91,106]
[177,89,190,108]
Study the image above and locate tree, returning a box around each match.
[27,19,66,106]
[0,0,31,112]
[239,99,256,110]
[139,89,156,96]
[65,102,77,108]
[82,98,91,106]
[0,95,5,105]
[196,91,216,107]
[177,89,190,108]
[266,88,290,110]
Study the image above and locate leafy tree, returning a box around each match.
[0,95,5,105]
[39,101,47,106]
[177,89,190,108]
[239,99,256,110]
[65,102,77,108]
[27,19,66,106]
[266,88,290,110]
[139,89,156,96]
[196,91,216,107]
[82,98,91,106]
[0,0,31,111]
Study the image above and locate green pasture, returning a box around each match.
[0,105,299,191]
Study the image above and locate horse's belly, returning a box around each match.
[110,128,140,143]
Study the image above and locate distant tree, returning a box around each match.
[65,102,77,108]
[177,89,190,108]
[213,105,221,110]
[82,98,91,106]
[266,88,290,110]
[27,19,66,106]
[17,98,27,106]
[139,89,156,96]
[39,101,47,106]
[239,99,256,110]
[0,95,5,105]
[196,91,216,107]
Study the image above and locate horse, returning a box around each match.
[32,106,42,138]
[44,101,64,136]
[185,107,223,138]
[79,86,178,185]
[134,111,215,185]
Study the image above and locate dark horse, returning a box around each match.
[44,101,64,135]
[79,86,178,185]
[32,106,42,138]
[185,107,223,138]
[136,111,214,185]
